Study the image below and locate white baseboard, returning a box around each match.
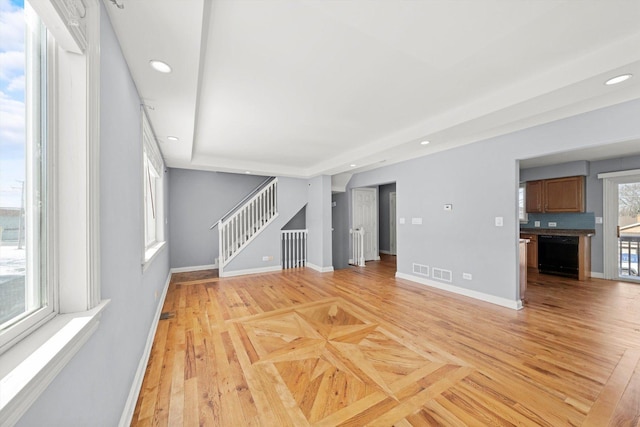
[170,262,218,273]
[395,272,522,310]
[119,273,171,427]
[590,271,604,279]
[307,263,334,273]
[220,265,282,278]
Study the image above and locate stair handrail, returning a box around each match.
[210,176,275,229]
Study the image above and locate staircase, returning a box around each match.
[215,178,278,275]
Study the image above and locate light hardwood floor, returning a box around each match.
[132,256,640,426]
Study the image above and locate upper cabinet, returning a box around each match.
[526,176,585,213]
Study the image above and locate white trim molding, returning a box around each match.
[597,169,640,179]
[395,272,522,310]
[0,300,110,426]
[119,274,171,427]
[591,272,605,279]
[307,263,335,273]
[220,265,282,278]
[170,262,219,274]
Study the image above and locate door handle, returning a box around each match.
[617,226,620,238]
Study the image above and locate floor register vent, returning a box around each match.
[432,267,452,283]
[412,263,429,277]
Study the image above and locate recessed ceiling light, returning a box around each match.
[245,171,251,174]
[149,60,172,73]
[167,136,179,142]
[420,140,431,145]
[350,164,357,167]
[605,74,632,85]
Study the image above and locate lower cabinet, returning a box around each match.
[520,234,538,271]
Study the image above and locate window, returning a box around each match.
[142,112,165,265]
[1,0,105,423]
[519,182,528,222]
[0,0,53,351]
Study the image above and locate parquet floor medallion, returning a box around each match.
[231,297,473,426]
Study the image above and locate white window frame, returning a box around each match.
[0,0,108,424]
[519,182,528,223]
[142,111,165,269]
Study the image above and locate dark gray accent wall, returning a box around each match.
[378,183,396,253]
[282,205,306,230]
[347,99,640,305]
[17,6,171,425]
[168,169,266,269]
[332,192,350,270]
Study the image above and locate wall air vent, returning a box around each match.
[432,267,452,282]
[412,263,429,277]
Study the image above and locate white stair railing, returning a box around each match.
[218,178,278,274]
[281,229,307,269]
[350,228,365,267]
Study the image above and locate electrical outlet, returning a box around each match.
[596,217,603,224]
[463,273,472,280]
[495,217,504,227]
[548,222,557,227]
[534,221,541,227]
[412,217,422,225]
[444,204,452,211]
[262,255,273,261]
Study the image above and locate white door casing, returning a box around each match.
[390,192,397,255]
[352,188,378,261]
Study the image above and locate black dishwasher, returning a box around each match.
[538,235,579,278]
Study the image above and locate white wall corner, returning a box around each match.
[395,272,522,310]
[307,263,334,273]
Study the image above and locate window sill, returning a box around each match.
[0,300,110,426]
[142,241,167,272]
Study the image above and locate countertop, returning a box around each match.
[520,228,595,237]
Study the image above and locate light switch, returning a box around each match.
[596,217,603,224]
[495,216,504,227]
[412,217,422,225]
[399,218,405,225]
[444,204,452,211]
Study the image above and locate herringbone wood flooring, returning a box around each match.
[131,256,640,426]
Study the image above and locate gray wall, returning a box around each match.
[17,6,171,425]
[348,99,640,304]
[168,169,266,268]
[306,175,333,269]
[332,192,350,270]
[378,183,397,253]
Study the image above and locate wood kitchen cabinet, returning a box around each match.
[520,233,538,271]
[525,180,544,213]
[525,176,585,213]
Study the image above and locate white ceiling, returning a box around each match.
[104,0,640,178]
